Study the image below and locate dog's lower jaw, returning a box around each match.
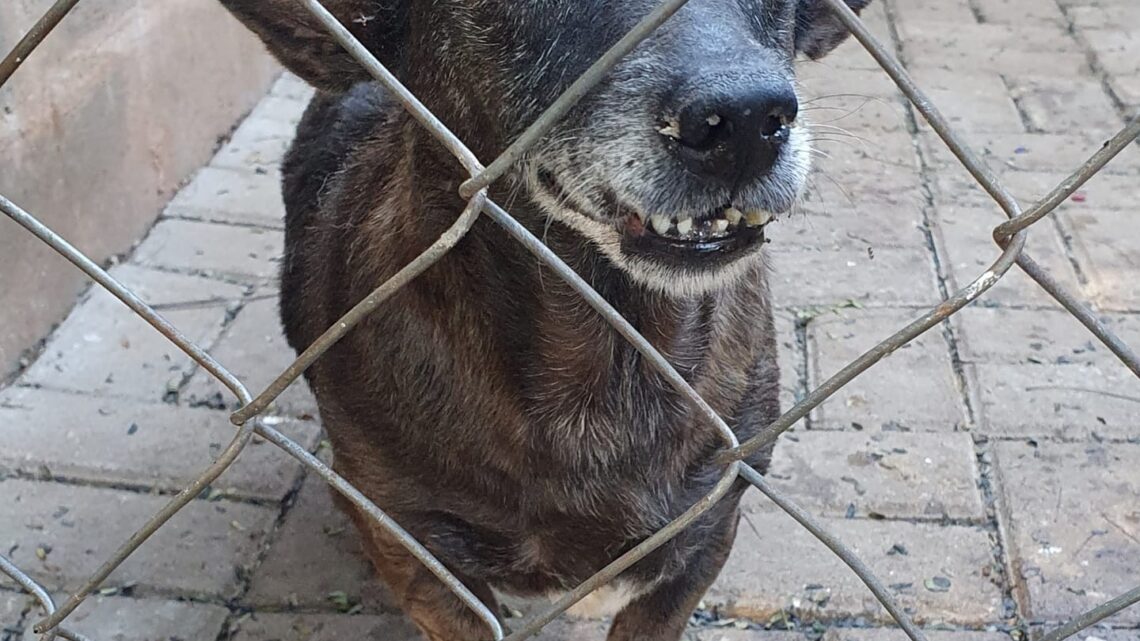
[524,172,772,299]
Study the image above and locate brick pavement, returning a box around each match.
[2,0,1139,639]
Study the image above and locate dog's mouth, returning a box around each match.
[620,205,771,257]
[536,168,775,267]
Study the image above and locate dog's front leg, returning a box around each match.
[605,508,740,641]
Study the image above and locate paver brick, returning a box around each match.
[994,441,1140,626]
[775,312,802,414]
[888,0,977,28]
[228,611,420,641]
[1006,76,1123,137]
[163,166,287,228]
[1061,208,1140,309]
[1083,29,1140,78]
[246,94,309,126]
[824,631,1011,641]
[271,72,317,103]
[209,116,295,173]
[1,592,29,640]
[18,595,228,641]
[709,505,1003,625]
[244,475,398,614]
[899,22,1087,77]
[952,307,1140,368]
[906,70,1026,134]
[971,0,1067,25]
[131,219,283,284]
[919,131,1139,177]
[228,611,609,641]
[767,247,940,309]
[970,362,1140,440]
[933,168,1140,213]
[1029,628,1140,641]
[0,387,318,502]
[767,431,984,520]
[183,295,319,419]
[0,480,274,598]
[18,265,245,402]
[933,204,1083,309]
[1067,4,1140,30]
[807,309,967,432]
[1109,74,1140,118]
[796,67,912,133]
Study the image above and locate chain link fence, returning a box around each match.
[2,0,1139,640]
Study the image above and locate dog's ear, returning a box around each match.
[794,0,871,60]
[219,0,408,92]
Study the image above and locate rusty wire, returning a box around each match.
[1,0,1138,640]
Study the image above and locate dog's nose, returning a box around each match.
[666,83,799,185]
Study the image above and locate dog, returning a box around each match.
[218,1,869,639]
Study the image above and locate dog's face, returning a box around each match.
[224,0,869,296]
[402,0,869,295]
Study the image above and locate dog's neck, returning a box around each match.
[395,125,733,382]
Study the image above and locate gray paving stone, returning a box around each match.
[246,94,309,126]
[131,219,283,284]
[270,72,316,103]
[767,431,984,520]
[1068,3,1140,30]
[783,138,929,252]
[163,166,286,228]
[767,247,941,309]
[806,309,967,432]
[1007,75,1123,138]
[906,70,1026,134]
[1083,29,1140,78]
[970,362,1140,440]
[1110,75,1140,118]
[824,631,1011,641]
[889,0,977,28]
[775,312,803,415]
[796,67,912,133]
[0,479,274,598]
[1060,208,1140,310]
[709,506,1004,625]
[933,203,1082,309]
[952,307,1140,368]
[183,295,318,419]
[243,475,398,614]
[0,387,318,502]
[972,0,1067,25]
[994,441,1140,626]
[228,611,420,641]
[1029,628,1140,641]
[18,265,244,402]
[19,595,228,641]
[899,22,1087,76]
[1,592,29,639]
[933,167,1140,213]
[694,631,803,641]
[228,611,608,641]
[210,117,295,173]
[919,131,1139,177]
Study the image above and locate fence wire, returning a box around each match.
[1,0,1138,640]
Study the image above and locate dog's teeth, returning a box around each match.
[650,215,671,235]
[744,210,773,227]
[676,217,693,236]
[724,207,743,225]
[711,219,729,234]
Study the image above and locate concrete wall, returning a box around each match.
[0,0,281,377]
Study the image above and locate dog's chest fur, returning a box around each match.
[279,89,779,595]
